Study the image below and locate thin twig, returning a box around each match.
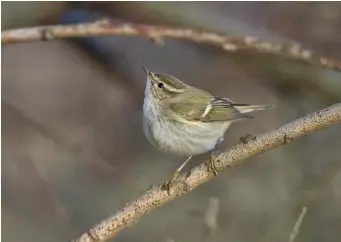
[2,21,341,71]
[73,103,341,242]
[204,197,220,233]
[288,206,308,242]
[203,197,220,242]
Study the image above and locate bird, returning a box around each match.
[142,67,274,192]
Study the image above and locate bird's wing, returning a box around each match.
[168,92,250,123]
[200,97,252,122]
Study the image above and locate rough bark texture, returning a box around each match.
[2,21,341,71]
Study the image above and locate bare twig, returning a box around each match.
[73,103,341,242]
[204,197,220,233]
[2,21,341,71]
[203,197,220,242]
[288,206,308,242]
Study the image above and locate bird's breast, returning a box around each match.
[143,97,231,156]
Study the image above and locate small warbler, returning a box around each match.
[142,67,273,192]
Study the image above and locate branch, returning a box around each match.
[288,206,308,242]
[2,21,341,71]
[73,103,341,242]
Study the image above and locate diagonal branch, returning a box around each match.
[2,21,341,71]
[73,103,341,242]
[288,206,308,242]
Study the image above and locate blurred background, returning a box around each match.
[2,2,341,242]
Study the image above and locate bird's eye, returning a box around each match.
[157,83,164,88]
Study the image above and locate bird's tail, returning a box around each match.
[233,104,275,114]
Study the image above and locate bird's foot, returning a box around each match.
[239,133,256,144]
[162,170,180,195]
[207,151,219,176]
[162,156,192,195]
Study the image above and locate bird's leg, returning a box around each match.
[207,137,223,176]
[208,152,219,176]
[163,156,192,193]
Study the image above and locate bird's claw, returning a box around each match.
[239,133,256,144]
[207,151,219,176]
[162,171,180,195]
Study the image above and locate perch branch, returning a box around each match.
[2,21,341,71]
[73,103,341,242]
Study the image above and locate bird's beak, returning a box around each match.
[143,66,156,84]
[143,66,152,77]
